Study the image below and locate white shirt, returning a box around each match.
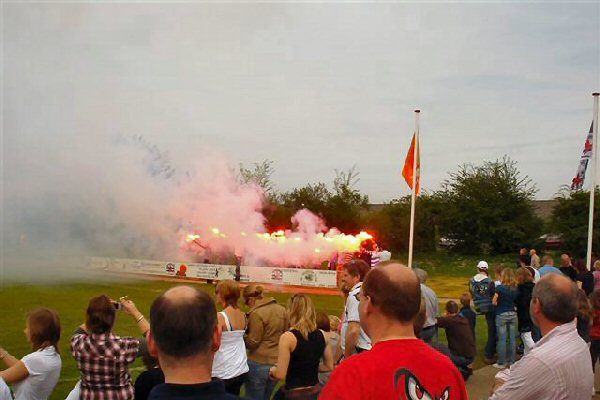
[490,320,593,399]
[212,311,249,379]
[0,378,11,400]
[421,284,439,328]
[12,347,61,400]
[341,283,371,351]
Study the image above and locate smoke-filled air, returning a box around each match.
[2,135,370,282]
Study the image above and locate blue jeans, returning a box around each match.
[496,311,517,366]
[245,359,276,400]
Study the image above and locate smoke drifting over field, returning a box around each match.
[2,136,359,282]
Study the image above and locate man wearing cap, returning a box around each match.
[470,261,496,363]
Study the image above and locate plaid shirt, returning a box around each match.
[71,331,139,400]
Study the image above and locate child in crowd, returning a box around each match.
[458,293,476,339]
[494,265,505,287]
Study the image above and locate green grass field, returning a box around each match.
[1,271,493,400]
[2,252,526,398]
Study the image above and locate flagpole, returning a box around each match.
[408,109,420,269]
[586,93,599,270]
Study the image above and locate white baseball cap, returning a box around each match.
[477,261,489,270]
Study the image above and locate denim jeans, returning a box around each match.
[496,311,517,366]
[484,311,497,359]
[245,359,276,400]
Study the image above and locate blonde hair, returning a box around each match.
[215,280,240,308]
[328,315,341,332]
[594,260,600,272]
[501,268,517,288]
[287,294,317,340]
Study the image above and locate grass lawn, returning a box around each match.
[0,256,509,399]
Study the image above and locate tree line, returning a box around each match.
[240,158,599,257]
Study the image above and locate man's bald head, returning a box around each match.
[362,263,421,323]
[533,274,578,323]
[150,285,217,358]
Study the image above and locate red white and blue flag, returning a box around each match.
[571,122,594,191]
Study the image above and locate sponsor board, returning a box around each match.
[87,257,337,288]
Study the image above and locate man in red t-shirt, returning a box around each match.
[320,263,468,400]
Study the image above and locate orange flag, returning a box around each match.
[402,133,420,194]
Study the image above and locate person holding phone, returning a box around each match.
[71,294,149,400]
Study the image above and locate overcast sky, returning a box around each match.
[4,2,600,205]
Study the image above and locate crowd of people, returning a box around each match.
[0,251,598,399]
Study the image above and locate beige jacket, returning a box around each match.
[244,297,288,364]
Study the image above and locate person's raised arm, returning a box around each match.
[120,297,150,336]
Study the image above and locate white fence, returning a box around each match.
[87,257,338,288]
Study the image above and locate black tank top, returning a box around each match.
[285,329,325,389]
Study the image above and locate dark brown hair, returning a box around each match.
[577,289,591,320]
[86,295,116,334]
[27,307,61,354]
[446,300,459,314]
[573,259,588,275]
[150,287,217,358]
[343,259,370,281]
[591,290,600,312]
[215,279,240,308]
[316,312,331,332]
[362,267,421,322]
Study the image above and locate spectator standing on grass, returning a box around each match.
[493,265,504,287]
[530,249,540,268]
[269,294,333,399]
[538,255,562,278]
[212,280,249,396]
[415,268,439,343]
[458,293,476,338]
[515,267,536,354]
[320,264,467,400]
[243,284,288,400]
[469,261,496,363]
[436,301,477,376]
[0,308,61,400]
[337,260,372,363]
[574,259,594,296]
[71,295,149,400]
[146,286,241,400]
[316,313,338,386]
[576,289,592,344]
[490,274,593,399]
[560,253,578,282]
[593,260,600,292]
[492,268,518,369]
[589,290,600,372]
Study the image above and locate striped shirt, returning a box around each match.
[490,320,593,400]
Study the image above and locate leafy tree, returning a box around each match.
[325,166,369,232]
[439,156,542,254]
[239,160,276,199]
[551,189,600,258]
[280,183,331,214]
[365,193,446,252]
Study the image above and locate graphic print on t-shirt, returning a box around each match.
[395,368,450,400]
